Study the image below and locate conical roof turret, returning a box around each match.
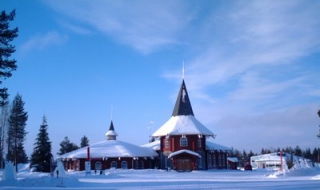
[152,79,215,137]
[172,80,194,116]
[105,120,118,140]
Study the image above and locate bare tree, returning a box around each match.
[0,102,9,168]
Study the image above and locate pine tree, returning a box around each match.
[58,136,79,155]
[80,135,89,148]
[30,116,52,172]
[0,10,19,106]
[294,146,302,156]
[6,93,28,172]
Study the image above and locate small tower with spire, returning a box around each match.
[105,120,118,140]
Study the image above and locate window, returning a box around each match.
[221,154,225,166]
[95,161,102,170]
[134,160,139,169]
[180,136,188,147]
[165,139,170,148]
[121,161,128,169]
[110,161,117,169]
[212,153,216,167]
[140,161,144,169]
[207,153,212,168]
[197,138,202,148]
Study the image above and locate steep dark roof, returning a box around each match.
[109,120,115,131]
[172,80,194,116]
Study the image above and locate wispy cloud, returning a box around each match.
[213,103,319,151]
[42,0,320,150]
[173,0,320,105]
[58,20,93,35]
[45,0,192,54]
[19,31,68,55]
[161,1,320,150]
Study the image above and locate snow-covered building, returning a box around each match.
[150,79,231,171]
[58,121,158,171]
[250,152,312,170]
[58,78,231,172]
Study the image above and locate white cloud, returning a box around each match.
[41,0,320,151]
[213,103,319,152]
[161,1,320,151]
[45,0,192,54]
[165,0,320,106]
[59,20,93,35]
[19,31,68,55]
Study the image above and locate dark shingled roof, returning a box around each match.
[109,120,115,131]
[172,80,194,116]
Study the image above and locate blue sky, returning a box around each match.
[2,0,320,157]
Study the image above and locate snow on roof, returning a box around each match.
[58,140,158,159]
[141,140,161,151]
[206,141,232,151]
[152,115,215,137]
[105,130,118,137]
[227,157,239,162]
[251,152,311,163]
[168,149,201,158]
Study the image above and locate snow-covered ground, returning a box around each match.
[1,164,320,189]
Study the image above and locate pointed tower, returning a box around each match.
[172,80,194,116]
[105,120,118,140]
[152,76,216,171]
[152,78,214,137]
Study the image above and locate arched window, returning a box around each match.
[134,160,139,169]
[180,136,188,147]
[121,161,128,169]
[95,161,102,170]
[110,161,117,169]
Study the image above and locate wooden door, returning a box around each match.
[176,159,192,171]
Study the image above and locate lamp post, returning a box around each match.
[317,109,320,138]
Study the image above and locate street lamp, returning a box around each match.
[317,109,320,138]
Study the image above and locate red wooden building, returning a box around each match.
[152,79,230,171]
[58,121,158,171]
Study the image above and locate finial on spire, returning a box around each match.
[182,60,185,80]
[111,105,113,120]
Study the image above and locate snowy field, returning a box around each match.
[1,166,320,189]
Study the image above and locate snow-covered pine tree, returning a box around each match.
[80,135,89,148]
[58,136,79,155]
[30,116,52,172]
[6,93,28,172]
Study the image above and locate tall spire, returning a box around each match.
[182,60,185,80]
[172,79,194,116]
